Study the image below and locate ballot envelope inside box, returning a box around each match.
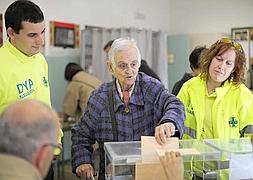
[204,137,253,179]
[104,137,221,180]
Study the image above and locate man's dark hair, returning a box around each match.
[4,0,44,34]
[103,40,114,51]
[189,46,206,70]
[65,63,83,81]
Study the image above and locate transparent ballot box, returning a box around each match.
[204,138,253,180]
[104,141,141,180]
[104,139,221,180]
[178,140,221,180]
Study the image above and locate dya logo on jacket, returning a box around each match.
[43,76,48,87]
[16,79,34,99]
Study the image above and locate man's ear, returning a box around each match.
[7,27,15,39]
[106,60,114,74]
[32,146,52,178]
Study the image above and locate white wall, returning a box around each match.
[41,0,170,56]
[2,0,253,36]
[190,32,229,49]
[168,0,253,35]
[2,0,253,48]
[0,0,170,56]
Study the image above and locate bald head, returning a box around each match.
[3,99,57,127]
[0,99,59,164]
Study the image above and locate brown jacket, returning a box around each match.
[0,154,42,180]
[63,71,101,121]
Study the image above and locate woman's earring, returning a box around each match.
[230,73,234,81]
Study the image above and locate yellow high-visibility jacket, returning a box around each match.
[178,76,253,140]
[0,40,63,155]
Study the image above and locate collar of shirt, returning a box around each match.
[6,39,38,63]
[116,80,135,100]
[111,76,144,112]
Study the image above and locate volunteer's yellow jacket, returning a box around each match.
[178,75,253,140]
[0,40,63,154]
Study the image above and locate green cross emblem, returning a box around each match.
[187,106,194,115]
[228,117,238,127]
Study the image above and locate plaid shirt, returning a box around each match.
[71,73,185,178]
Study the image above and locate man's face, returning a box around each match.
[108,46,140,91]
[8,21,45,56]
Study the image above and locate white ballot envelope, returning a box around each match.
[229,153,253,180]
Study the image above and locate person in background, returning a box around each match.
[178,38,253,178]
[63,62,101,122]
[72,37,185,179]
[159,151,184,180]
[0,1,63,180]
[0,99,60,180]
[172,46,206,95]
[104,39,161,81]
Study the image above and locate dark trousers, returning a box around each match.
[44,164,54,180]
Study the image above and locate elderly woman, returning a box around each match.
[71,37,185,180]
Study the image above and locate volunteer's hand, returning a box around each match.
[159,151,184,180]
